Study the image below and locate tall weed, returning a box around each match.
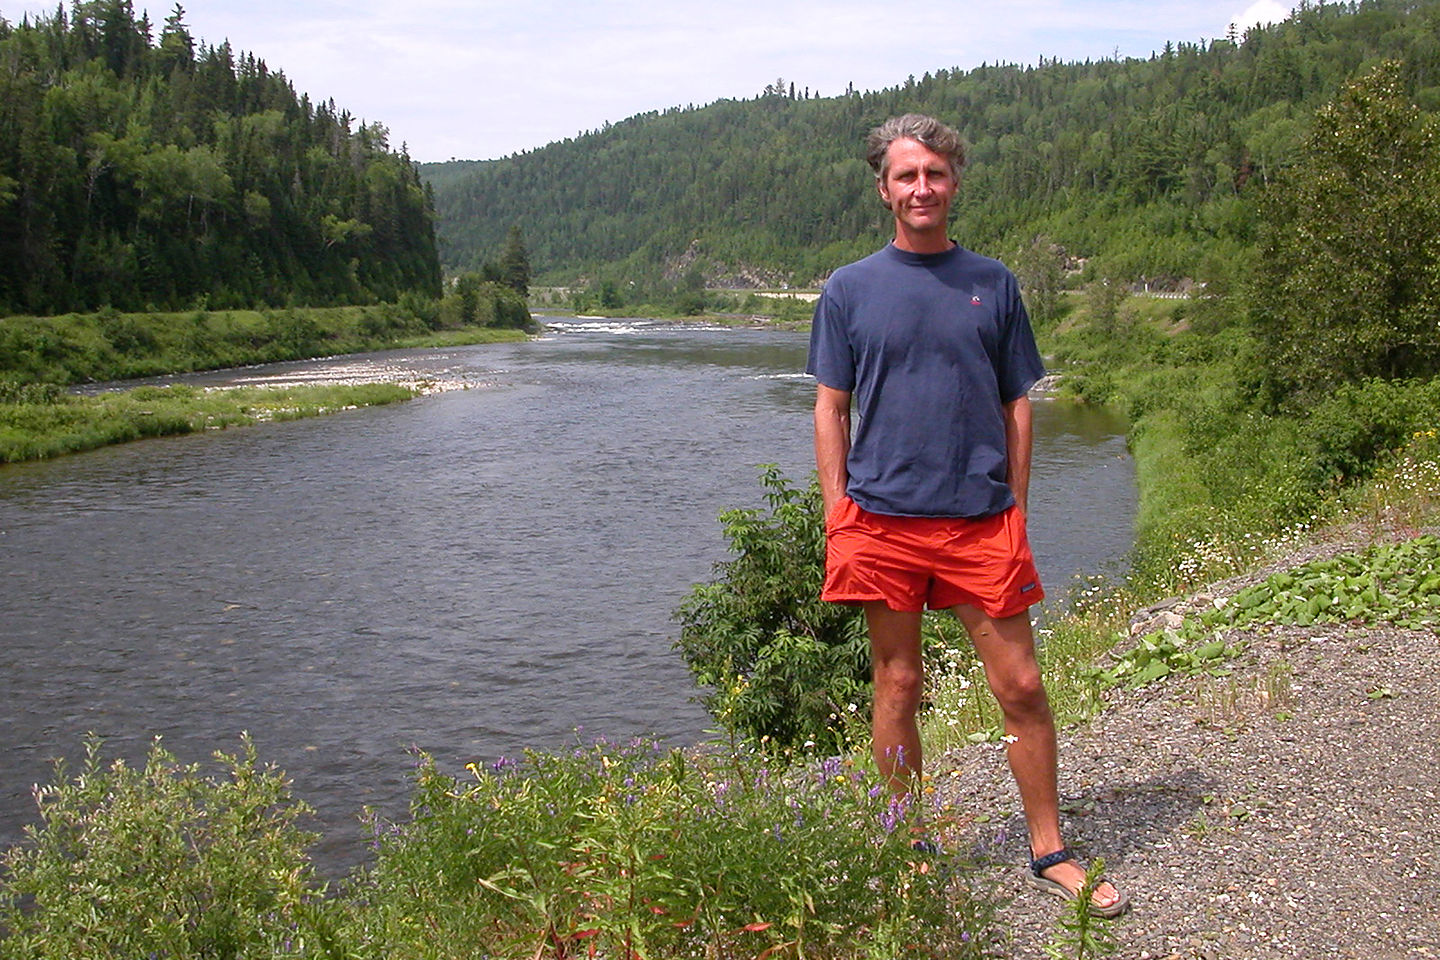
[353,737,992,959]
[0,736,342,960]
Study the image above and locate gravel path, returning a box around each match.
[933,538,1440,959]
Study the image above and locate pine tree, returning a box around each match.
[499,224,530,297]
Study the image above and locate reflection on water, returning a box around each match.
[0,319,1135,873]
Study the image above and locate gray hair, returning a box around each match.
[865,114,967,181]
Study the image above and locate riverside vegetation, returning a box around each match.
[0,290,532,464]
[5,13,1440,960]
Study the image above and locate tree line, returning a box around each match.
[425,0,1440,300]
[0,0,443,317]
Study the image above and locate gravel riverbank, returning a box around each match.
[933,531,1440,959]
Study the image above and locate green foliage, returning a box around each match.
[0,735,341,960]
[353,738,991,959]
[0,301,514,386]
[1297,378,1440,489]
[499,224,532,297]
[1011,235,1068,329]
[0,381,415,463]
[0,8,442,315]
[439,276,533,330]
[425,0,1440,291]
[1042,859,1118,960]
[1250,59,1440,404]
[675,467,870,755]
[1095,535,1440,691]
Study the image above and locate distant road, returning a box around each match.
[754,291,821,302]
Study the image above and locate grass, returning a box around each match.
[388,326,528,348]
[0,306,529,463]
[0,382,418,463]
[0,304,529,386]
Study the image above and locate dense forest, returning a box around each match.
[425,0,1440,295]
[0,1,442,316]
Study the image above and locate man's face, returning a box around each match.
[877,137,958,241]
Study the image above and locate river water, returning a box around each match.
[0,318,1135,871]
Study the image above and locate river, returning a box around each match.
[0,317,1136,871]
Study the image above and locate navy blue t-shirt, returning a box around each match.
[805,243,1045,519]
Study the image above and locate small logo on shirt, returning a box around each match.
[1020,582,1037,593]
[971,295,983,305]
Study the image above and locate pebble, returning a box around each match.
[931,527,1440,958]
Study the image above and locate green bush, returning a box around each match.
[1298,378,1440,489]
[675,467,869,755]
[0,736,343,960]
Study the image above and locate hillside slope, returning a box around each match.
[425,0,1440,289]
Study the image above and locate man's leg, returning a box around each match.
[864,601,925,797]
[953,604,1122,911]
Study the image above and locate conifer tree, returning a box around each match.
[499,224,530,298]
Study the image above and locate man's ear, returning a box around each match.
[876,178,891,206]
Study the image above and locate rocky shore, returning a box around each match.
[934,529,1440,959]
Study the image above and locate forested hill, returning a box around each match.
[425,0,1440,290]
[0,2,442,316]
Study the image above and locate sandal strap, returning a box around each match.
[1029,848,1075,876]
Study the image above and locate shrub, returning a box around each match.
[1298,378,1440,490]
[0,735,343,960]
[674,467,869,754]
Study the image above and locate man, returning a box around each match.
[806,113,1127,917]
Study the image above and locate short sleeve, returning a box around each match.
[994,272,1045,403]
[805,283,856,392]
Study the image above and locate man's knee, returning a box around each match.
[873,662,924,715]
[989,664,1047,715]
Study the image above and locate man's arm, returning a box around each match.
[814,384,852,518]
[1003,393,1033,515]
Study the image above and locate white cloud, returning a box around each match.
[1231,0,1294,31]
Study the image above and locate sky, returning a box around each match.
[2,0,1297,162]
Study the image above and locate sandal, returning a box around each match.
[1028,848,1130,918]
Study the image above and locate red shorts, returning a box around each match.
[822,497,1044,618]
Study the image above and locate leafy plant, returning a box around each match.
[1042,859,1118,960]
[0,735,342,960]
[675,466,869,754]
[1094,535,1440,691]
[354,736,993,959]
